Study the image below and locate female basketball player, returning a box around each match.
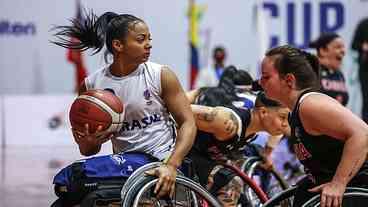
[188,92,289,205]
[260,45,368,207]
[52,11,196,198]
[309,33,349,106]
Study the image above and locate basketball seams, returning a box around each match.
[83,90,124,113]
[70,89,125,138]
[78,95,122,124]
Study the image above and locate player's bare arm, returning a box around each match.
[191,105,239,141]
[301,95,368,185]
[161,66,197,168]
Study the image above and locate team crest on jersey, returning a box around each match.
[110,154,126,165]
[143,89,152,105]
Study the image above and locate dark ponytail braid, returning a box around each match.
[51,10,144,57]
[266,45,320,90]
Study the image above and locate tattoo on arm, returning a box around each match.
[230,113,238,124]
[197,108,218,122]
[224,112,239,134]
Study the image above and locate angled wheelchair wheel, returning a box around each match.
[121,162,162,200]
[262,186,297,207]
[241,157,260,171]
[121,175,222,207]
[237,157,290,207]
[302,187,368,207]
[244,159,290,206]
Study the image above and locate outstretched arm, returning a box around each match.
[191,105,240,141]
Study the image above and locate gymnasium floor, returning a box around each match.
[0,146,87,206]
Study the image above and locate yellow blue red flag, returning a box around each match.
[188,0,205,89]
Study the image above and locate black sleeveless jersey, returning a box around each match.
[290,90,368,185]
[192,105,255,162]
[319,65,349,106]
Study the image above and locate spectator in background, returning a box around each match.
[194,46,227,88]
[352,18,368,123]
[309,33,348,106]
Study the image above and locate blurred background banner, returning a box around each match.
[2,95,74,146]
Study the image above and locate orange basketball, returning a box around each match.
[69,89,124,136]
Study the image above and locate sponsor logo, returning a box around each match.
[260,2,345,49]
[0,20,36,36]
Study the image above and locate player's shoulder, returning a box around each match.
[88,65,110,79]
[144,61,165,71]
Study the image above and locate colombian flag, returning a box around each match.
[188,0,204,89]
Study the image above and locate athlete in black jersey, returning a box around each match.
[188,92,289,205]
[309,33,349,106]
[260,45,368,207]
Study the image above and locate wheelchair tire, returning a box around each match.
[122,175,222,207]
[240,157,290,206]
[120,162,162,201]
[302,187,368,207]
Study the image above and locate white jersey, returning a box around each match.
[85,62,175,160]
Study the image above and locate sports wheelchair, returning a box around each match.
[51,159,223,207]
[118,160,288,207]
[50,153,290,207]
